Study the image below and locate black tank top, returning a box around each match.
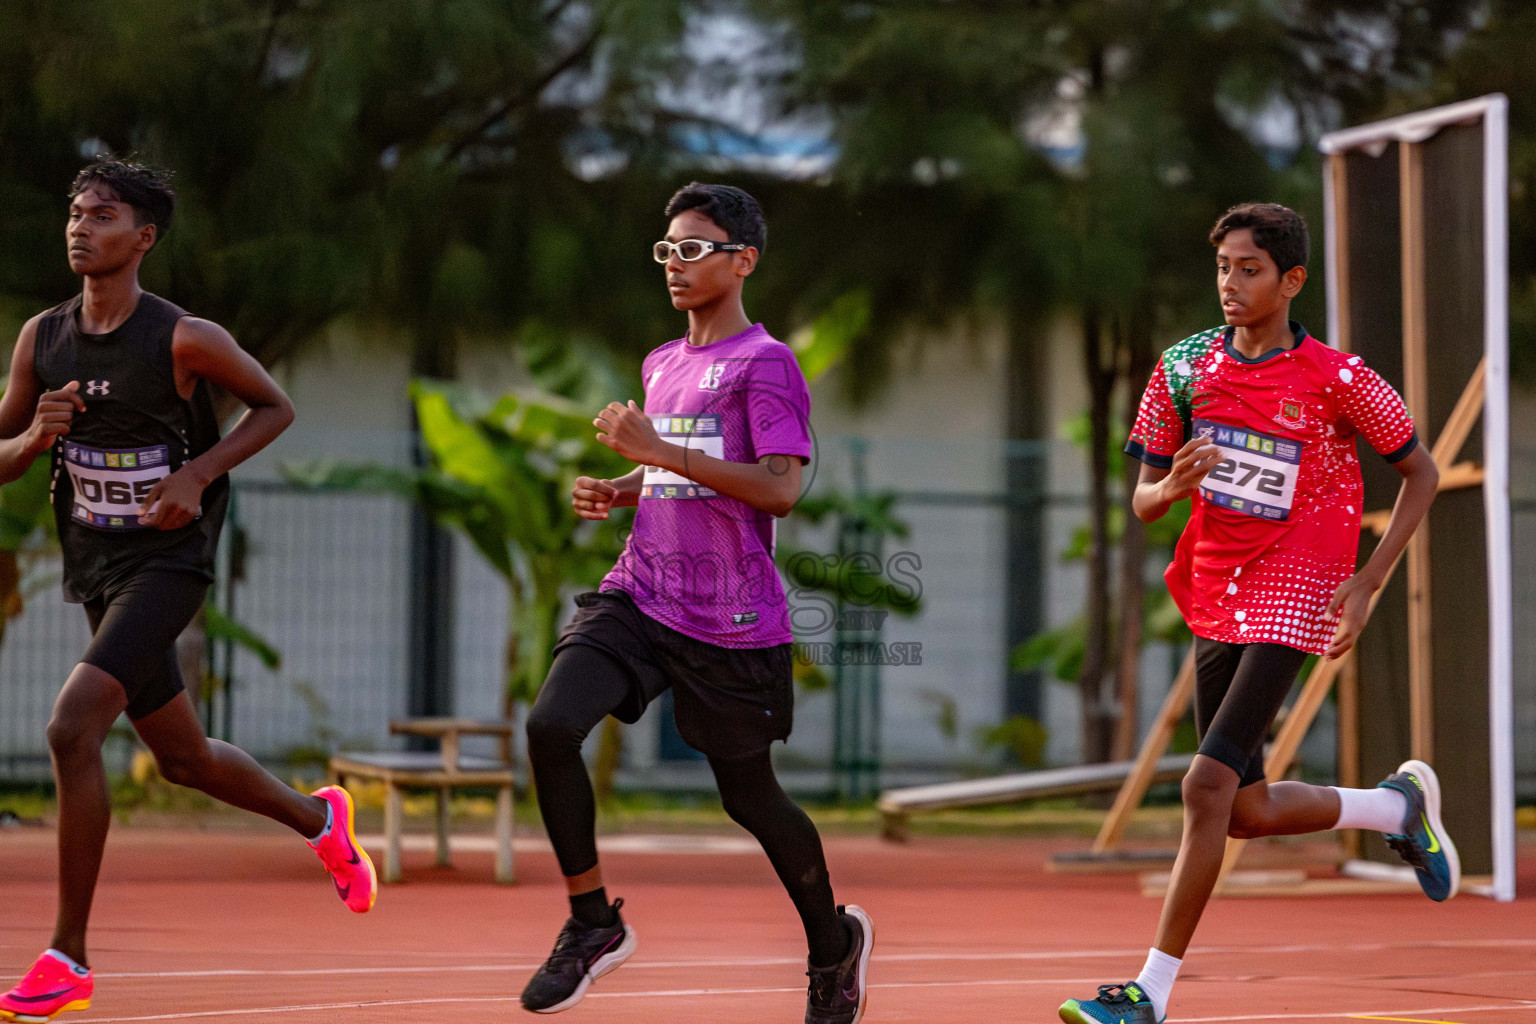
[33,292,228,602]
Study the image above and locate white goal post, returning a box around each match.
[1321,94,1514,902]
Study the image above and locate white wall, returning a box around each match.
[10,314,1529,788]
[787,321,1015,769]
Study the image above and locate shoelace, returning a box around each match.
[545,899,624,970]
[544,922,589,968]
[805,963,842,1007]
[1096,983,1137,1006]
[1386,834,1429,870]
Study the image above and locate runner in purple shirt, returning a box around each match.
[600,319,812,646]
[519,183,873,1024]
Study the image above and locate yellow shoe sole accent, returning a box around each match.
[0,997,92,1023]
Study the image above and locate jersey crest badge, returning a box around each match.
[1276,399,1305,430]
[699,363,724,390]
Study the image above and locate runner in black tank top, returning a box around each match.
[33,290,229,604]
[0,160,378,1023]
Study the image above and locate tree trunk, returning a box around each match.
[1077,306,1117,764]
[0,549,20,646]
[502,599,530,710]
[593,717,624,806]
[502,623,531,798]
[506,575,563,790]
[1110,309,1157,761]
[1002,305,1049,724]
[177,604,210,717]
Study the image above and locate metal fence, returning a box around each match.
[3,441,1535,798]
[0,438,1056,785]
[210,486,414,760]
[0,561,92,781]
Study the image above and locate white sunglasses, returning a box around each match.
[652,238,749,263]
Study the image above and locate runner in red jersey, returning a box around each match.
[1125,320,1418,654]
[1060,204,1449,1024]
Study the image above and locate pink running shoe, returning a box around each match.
[308,785,377,913]
[0,951,92,1022]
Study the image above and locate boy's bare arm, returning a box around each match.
[138,317,294,530]
[1323,444,1439,659]
[1132,436,1223,523]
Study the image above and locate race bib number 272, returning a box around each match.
[1193,418,1302,521]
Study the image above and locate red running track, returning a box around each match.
[3,825,1535,1023]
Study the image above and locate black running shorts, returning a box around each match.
[1192,635,1310,788]
[552,590,794,760]
[81,570,209,720]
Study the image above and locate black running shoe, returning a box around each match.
[805,904,874,1024]
[519,899,637,1014]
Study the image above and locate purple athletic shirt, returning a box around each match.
[601,323,813,648]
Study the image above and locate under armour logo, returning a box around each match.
[86,380,110,396]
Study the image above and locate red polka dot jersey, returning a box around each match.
[1126,322,1418,654]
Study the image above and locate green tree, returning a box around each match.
[734,0,1493,763]
[0,0,770,709]
[287,380,629,711]
[1400,1,1536,383]
[3,0,1520,771]
[0,460,53,647]
[0,0,728,374]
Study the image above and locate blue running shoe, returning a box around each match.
[1059,982,1162,1024]
[1378,759,1460,901]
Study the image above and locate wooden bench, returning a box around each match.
[876,754,1194,841]
[329,718,518,884]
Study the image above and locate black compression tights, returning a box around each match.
[526,644,848,966]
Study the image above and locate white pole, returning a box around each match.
[1323,154,1341,349]
[1319,95,1503,154]
[1480,94,1516,902]
[1322,95,1513,900]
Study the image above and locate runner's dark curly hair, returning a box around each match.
[1210,202,1308,273]
[70,159,177,248]
[664,182,766,255]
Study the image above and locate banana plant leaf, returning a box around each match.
[283,378,630,706]
[0,459,52,552]
[205,603,282,670]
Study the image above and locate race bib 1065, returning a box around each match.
[1193,418,1302,522]
[62,441,173,530]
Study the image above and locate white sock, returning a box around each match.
[1332,786,1408,834]
[44,948,90,977]
[1134,947,1181,1021]
[306,800,334,845]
